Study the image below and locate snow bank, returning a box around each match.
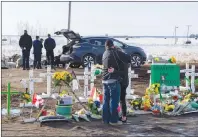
[2,37,198,63]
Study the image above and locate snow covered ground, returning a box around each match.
[2,36,198,63]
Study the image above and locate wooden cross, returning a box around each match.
[126,67,138,99]
[21,69,43,96]
[1,82,20,117]
[39,65,54,98]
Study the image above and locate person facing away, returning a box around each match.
[114,47,131,123]
[33,36,43,69]
[102,39,130,125]
[44,34,56,68]
[19,30,32,70]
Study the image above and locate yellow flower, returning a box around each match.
[154,57,160,62]
[170,56,176,63]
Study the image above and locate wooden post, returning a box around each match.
[39,65,54,98]
[84,66,89,97]
[191,65,195,93]
[126,66,138,99]
[185,63,189,89]
[90,63,95,92]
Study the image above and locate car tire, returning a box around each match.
[82,54,95,68]
[70,63,81,68]
[131,54,142,68]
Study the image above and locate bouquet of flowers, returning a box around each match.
[168,56,176,63]
[52,71,73,87]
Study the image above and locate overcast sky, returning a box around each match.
[2,2,198,36]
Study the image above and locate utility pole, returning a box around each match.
[67,1,71,44]
[174,26,178,44]
[186,25,191,41]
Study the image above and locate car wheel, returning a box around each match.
[70,63,81,68]
[82,54,95,67]
[131,54,142,67]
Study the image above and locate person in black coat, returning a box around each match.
[19,30,32,70]
[33,36,43,69]
[44,34,56,68]
[113,47,131,123]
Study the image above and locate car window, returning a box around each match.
[113,40,124,48]
[89,39,106,46]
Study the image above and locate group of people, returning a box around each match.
[102,39,131,125]
[19,30,56,70]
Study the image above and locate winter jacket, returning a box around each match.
[44,38,56,51]
[19,34,32,51]
[33,40,43,54]
[102,48,131,82]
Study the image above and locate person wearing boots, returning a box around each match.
[33,36,43,69]
[44,34,56,69]
[19,30,32,70]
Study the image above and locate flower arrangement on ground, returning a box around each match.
[168,56,176,63]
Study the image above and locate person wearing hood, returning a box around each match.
[33,36,43,69]
[19,30,32,70]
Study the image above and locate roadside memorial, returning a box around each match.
[128,56,198,116]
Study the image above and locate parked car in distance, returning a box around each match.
[54,29,147,68]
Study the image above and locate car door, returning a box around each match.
[89,38,106,64]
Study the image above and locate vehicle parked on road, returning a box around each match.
[55,29,147,68]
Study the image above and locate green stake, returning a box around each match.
[1,82,20,117]
[7,82,11,116]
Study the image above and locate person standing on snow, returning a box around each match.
[44,34,56,68]
[19,30,32,70]
[33,36,43,69]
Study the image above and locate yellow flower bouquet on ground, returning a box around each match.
[53,71,73,87]
[168,56,176,63]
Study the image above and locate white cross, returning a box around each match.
[39,65,54,98]
[126,67,138,99]
[75,67,96,97]
[21,69,43,95]
[19,69,43,108]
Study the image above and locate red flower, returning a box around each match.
[173,96,178,101]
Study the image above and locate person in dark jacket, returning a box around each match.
[19,30,32,70]
[114,47,131,123]
[33,36,43,69]
[44,34,56,68]
[102,39,130,125]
